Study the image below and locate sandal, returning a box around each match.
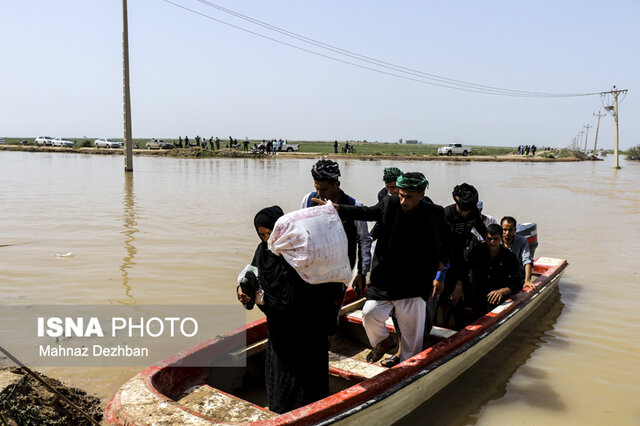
[365,336,395,363]
[366,348,386,363]
[381,355,400,368]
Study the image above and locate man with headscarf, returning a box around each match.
[316,172,449,363]
[301,159,372,334]
[376,167,403,202]
[237,206,329,413]
[372,167,436,242]
[441,183,487,328]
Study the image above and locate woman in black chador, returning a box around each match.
[237,206,329,414]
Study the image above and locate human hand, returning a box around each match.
[487,288,510,305]
[311,198,339,210]
[352,274,366,297]
[431,278,444,301]
[237,286,251,304]
[450,281,464,305]
[524,280,535,290]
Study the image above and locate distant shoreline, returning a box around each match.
[0,144,591,162]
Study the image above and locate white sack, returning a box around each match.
[268,203,352,284]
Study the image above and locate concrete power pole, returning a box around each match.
[592,111,604,154]
[601,86,628,169]
[122,0,133,172]
[577,131,584,152]
[583,124,591,153]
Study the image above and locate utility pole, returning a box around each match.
[601,86,628,169]
[592,111,604,154]
[583,124,591,153]
[577,131,584,152]
[122,0,133,172]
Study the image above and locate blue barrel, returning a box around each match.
[516,222,538,258]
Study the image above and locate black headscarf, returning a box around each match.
[254,206,284,238]
[251,206,297,309]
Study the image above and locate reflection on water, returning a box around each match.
[396,288,565,425]
[116,172,137,304]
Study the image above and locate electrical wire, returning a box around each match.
[159,0,601,98]
[192,0,572,97]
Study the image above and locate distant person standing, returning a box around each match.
[209,137,214,150]
[334,141,338,153]
[215,137,220,150]
[531,145,537,156]
[243,140,250,152]
[178,136,183,148]
[184,136,190,147]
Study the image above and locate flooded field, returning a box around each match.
[1,150,639,424]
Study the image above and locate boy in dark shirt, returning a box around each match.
[468,224,522,314]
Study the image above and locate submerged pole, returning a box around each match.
[592,111,603,154]
[613,90,620,169]
[122,0,133,172]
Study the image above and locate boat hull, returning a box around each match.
[106,257,567,425]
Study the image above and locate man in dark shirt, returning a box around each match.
[323,172,449,362]
[468,224,522,314]
[441,183,487,328]
[376,167,403,202]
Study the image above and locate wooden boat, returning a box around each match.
[106,257,567,425]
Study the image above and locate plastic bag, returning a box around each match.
[268,203,352,284]
[236,264,263,307]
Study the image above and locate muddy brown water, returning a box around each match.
[1,151,639,425]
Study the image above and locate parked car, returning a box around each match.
[95,138,123,149]
[437,143,471,156]
[146,139,174,149]
[52,137,75,147]
[35,136,55,146]
[278,141,300,152]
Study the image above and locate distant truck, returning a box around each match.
[438,143,471,156]
[277,141,299,152]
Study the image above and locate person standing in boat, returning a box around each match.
[467,224,522,314]
[441,183,487,329]
[500,216,534,289]
[301,159,372,336]
[316,172,449,363]
[236,206,329,413]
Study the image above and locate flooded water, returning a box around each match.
[1,151,639,425]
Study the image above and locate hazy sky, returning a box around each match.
[1,0,638,148]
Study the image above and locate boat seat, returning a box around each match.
[177,384,277,422]
[329,351,387,381]
[344,309,457,340]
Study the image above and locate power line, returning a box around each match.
[193,0,593,97]
[159,0,601,98]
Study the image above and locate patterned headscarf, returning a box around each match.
[311,159,341,181]
[383,167,403,183]
[396,172,428,192]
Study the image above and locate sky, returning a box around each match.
[1,0,638,148]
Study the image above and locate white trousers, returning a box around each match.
[362,297,426,361]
